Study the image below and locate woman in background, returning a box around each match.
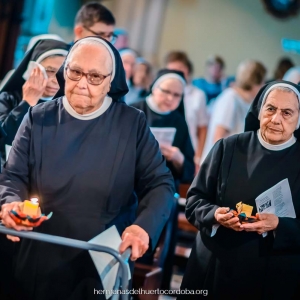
[132,69,195,189]
[0,39,68,147]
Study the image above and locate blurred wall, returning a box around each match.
[48,0,81,43]
[157,0,300,78]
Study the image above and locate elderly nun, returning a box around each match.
[133,69,195,190]
[179,80,300,299]
[0,39,69,147]
[0,36,174,300]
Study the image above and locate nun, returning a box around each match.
[179,80,300,299]
[0,36,174,300]
[132,69,195,190]
[0,39,69,148]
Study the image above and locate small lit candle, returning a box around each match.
[30,198,39,204]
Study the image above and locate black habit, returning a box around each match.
[179,81,300,299]
[0,39,69,146]
[0,37,175,300]
[132,100,194,188]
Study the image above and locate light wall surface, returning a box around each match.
[158,0,300,78]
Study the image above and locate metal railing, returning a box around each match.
[0,225,130,300]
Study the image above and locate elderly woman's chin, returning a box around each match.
[68,94,95,113]
[264,128,289,144]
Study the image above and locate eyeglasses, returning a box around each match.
[158,86,183,99]
[83,25,118,44]
[65,65,111,85]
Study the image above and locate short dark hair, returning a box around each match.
[165,51,194,74]
[206,55,225,69]
[75,2,115,27]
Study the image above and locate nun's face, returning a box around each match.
[65,44,112,114]
[152,78,184,112]
[260,89,299,145]
[40,56,65,97]
[121,54,136,80]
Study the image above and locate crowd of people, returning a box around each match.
[0,1,300,299]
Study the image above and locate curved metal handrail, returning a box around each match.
[0,225,130,300]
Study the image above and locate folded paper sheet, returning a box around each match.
[255,178,296,237]
[150,127,176,146]
[88,225,131,299]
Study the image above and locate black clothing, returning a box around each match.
[132,100,195,188]
[180,131,300,299]
[0,98,174,299]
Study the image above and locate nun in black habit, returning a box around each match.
[179,80,300,299]
[132,69,195,190]
[0,39,69,147]
[0,36,174,300]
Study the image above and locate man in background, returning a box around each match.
[193,55,226,108]
[73,1,117,44]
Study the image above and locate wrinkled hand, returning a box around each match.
[160,145,184,165]
[119,225,149,261]
[1,202,33,242]
[214,207,243,231]
[22,67,47,106]
[241,213,278,234]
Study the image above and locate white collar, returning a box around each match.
[257,129,296,151]
[63,96,112,120]
[146,95,171,115]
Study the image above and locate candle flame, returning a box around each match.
[30,197,39,204]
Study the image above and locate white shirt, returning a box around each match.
[202,88,251,162]
[184,84,209,151]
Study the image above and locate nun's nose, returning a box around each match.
[76,74,89,88]
[271,111,282,124]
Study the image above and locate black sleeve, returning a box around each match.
[178,122,195,183]
[0,109,32,207]
[169,118,195,184]
[133,111,175,250]
[185,139,224,237]
[0,92,30,145]
[273,217,300,252]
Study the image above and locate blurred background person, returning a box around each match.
[201,60,267,162]
[132,69,195,290]
[113,28,129,50]
[0,39,68,152]
[119,48,139,104]
[131,57,152,99]
[272,57,294,81]
[0,34,65,91]
[132,69,195,190]
[0,38,68,299]
[193,55,226,109]
[73,1,117,44]
[165,51,208,170]
[283,66,300,84]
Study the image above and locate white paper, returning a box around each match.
[150,127,176,146]
[5,144,11,161]
[23,61,48,81]
[88,226,131,299]
[255,178,296,237]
